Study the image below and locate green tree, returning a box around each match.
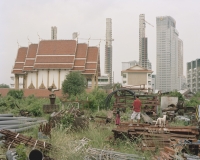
[0,83,9,88]
[7,90,24,99]
[62,72,86,96]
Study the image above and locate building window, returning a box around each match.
[123,74,126,78]
[123,81,126,84]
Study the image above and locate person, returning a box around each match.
[115,110,120,125]
[130,95,141,126]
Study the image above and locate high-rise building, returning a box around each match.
[104,18,113,84]
[139,14,151,69]
[187,59,200,93]
[178,38,183,76]
[156,16,183,92]
[51,26,57,40]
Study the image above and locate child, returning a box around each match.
[115,111,120,125]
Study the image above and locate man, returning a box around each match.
[129,95,141,126]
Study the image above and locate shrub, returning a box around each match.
[7,90,24,99]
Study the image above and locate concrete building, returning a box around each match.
[187,59,200,93]
[51,26,57,40]
[104,18,113,84]
[121,65,153,89]
[178,38,183,76]
[156,16,184,92]
[88,75,109,88]
[152,74,156,92]
[12,39,101,89]
[122,60,138,71]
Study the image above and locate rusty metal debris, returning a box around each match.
[0,130,53,151]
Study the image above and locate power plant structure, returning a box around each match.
[104,18,113,84]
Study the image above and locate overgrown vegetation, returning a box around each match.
[0,83,9,88]
[62,71,87,96]
[185,92,200,107]
[16,143,27,160]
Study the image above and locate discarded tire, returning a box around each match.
[29,149,43,160]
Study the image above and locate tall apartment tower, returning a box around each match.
[139,14,148,69]
[178,38,183,76]
[51,26,57,40]
[187,59,200,93]
[104,18,113,84]
[156,16,183,92]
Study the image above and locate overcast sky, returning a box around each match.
[0,0,200,85]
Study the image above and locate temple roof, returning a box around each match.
[12,47,28,74]
[12,40,100,76]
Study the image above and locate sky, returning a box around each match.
[0,0,200,85]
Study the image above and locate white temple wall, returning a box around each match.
[49,70,59,88]
[60,70,69,88]
[38,70,48,89]
[27,72,36,88]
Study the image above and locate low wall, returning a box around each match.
[0,88,100,98]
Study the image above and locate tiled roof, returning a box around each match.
[23,44,38,72]
[85,63,97,70]
[34,64,73,69]
[87,47,98,62]
[12,40,100,76]
[76,43,88,58]
[24,60,35,66]
[27,44,38,58]
[35,56,74,63]
[74,60,85,66]
[37,40,76,55]
[73,67,85,71]
[12,47,28,74]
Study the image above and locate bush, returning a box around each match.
[7,90,24,99]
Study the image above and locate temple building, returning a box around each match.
[12,40,101,89]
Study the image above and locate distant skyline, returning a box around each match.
[0,0,200,85]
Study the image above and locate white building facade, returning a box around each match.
[156,16,184,92]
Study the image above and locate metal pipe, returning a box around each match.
[0,114,13,117]
[0,120,47,129]
[0,119,37,125]
[0,117,37,121]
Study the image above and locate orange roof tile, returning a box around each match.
[87,47,98,62]
[23,67,34,71]
[12,70,25,74]
[73,67,85,71]
[24,60,35,66]
[85,63,97,70]
[27,44,38,58]
[34,64,73,69]
[74,60,85,66]
[15,47,28,62]
[76,43,88,58]
[37,40,76,55]
[35,56,74,63]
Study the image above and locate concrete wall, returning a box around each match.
[38,70,48,89]
[127,72,147,86]
[49,69,59,88]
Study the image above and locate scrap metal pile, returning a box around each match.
[0,130,53,151]
[112,122,200,159]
